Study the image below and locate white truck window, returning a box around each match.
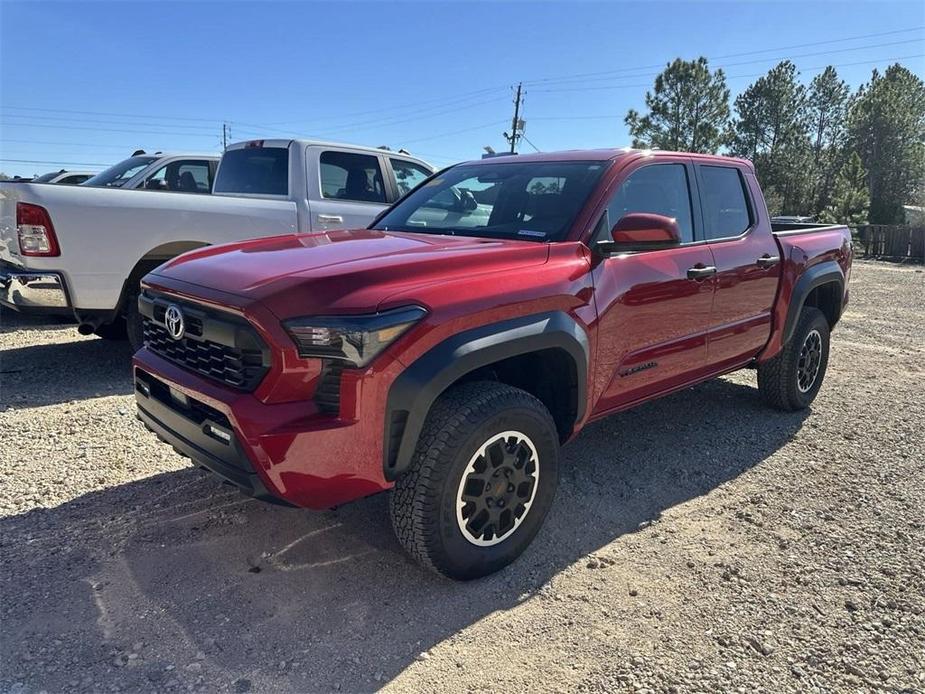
[214,147,289,196]
[391,159,431,196]
[320,151,386,204]
[144,160,212,193]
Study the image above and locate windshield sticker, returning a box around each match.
[518,229,547,238]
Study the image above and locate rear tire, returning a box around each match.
[757,307,830,411]
[389,381,559,580]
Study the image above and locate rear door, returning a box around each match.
[590,158,717,414]
[695,163,781,369]
[309,147,390,231]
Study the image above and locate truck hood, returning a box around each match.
[150,229,550,317]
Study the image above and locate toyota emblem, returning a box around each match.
[164,304,185,341]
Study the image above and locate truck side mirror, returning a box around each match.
[597,212,681,255]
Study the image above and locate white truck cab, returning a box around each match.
[0,139,434,347]
[82,153,220,193]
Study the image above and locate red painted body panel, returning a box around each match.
[134,149,852,510]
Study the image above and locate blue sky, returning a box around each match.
[1,0,923,177]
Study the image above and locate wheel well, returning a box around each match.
[118,242,210,314]
[802,280,842,328]
[455,348,579,443]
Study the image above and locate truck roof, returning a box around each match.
[464,148,754,169]
[227,138,429,161]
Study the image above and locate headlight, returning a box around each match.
[283,306,427,367]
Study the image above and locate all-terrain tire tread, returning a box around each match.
[757,307,828,411]
[389,381,554,577]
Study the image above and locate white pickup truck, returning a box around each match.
[0,139,434,347]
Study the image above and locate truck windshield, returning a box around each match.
[213,147,289,196]
[82,156,157,187]
[372,160,607,242]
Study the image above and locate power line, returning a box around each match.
[531,50,925,94]
[522,26,924,87]
[521,134,541,153]
[0,110,219,132]
[0,158,108,168]
[400,120,509,146]
[531,53,925,105]
[0,121,224,139]
[0,138,147,150]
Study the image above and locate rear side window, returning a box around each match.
[320,151,386,203]
[214,147,289,196]
[606,164,694,243]
[391,158,431,196]
[699,166,752,239]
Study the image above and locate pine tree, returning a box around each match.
[820,152,869,226]
[805,67,851,214]
[847,65,925,224]
[624,58,730,153]
[728,61,813,215]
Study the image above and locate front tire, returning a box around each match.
[389,381,559,580]
[758,307,830,411]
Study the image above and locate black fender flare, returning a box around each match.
[782,260,845,345]
[383,311,590,480]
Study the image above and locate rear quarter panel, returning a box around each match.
[759,225,853,361]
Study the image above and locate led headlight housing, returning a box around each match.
[284,306,427,367]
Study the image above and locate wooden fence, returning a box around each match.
[854,225,925,262]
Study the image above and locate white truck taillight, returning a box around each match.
[17,202,60,256]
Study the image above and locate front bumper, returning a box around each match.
[0,262,70,313]
[133,347,393,510]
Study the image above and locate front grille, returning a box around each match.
[140,292,270,391]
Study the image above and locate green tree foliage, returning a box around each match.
[624,58,730,153]
[820,152,870,226]
[805,67,851,213]
[728,61,813,215]
[847,64,925,224]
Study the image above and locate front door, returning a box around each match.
[591,161,717,415]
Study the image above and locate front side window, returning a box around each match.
[320,151,386,203]
[373,160,606,242]
[699,166,752,239]
[82,156,157,187]
[606,164,694,243]
[391,158,431,196]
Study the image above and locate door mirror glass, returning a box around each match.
[608,212,681,250]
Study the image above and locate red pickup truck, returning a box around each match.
[133,149,852,579]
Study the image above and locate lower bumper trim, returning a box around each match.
[134,371,290,506]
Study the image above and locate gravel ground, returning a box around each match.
[1,260,923,694]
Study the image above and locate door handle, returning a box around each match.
[317,214,343,224]
[687,265,717,280]
[756,254,781,268]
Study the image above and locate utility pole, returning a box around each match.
[222,122,230,151]
[504,83,524,154]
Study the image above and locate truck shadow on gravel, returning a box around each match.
[1,377,808,693]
